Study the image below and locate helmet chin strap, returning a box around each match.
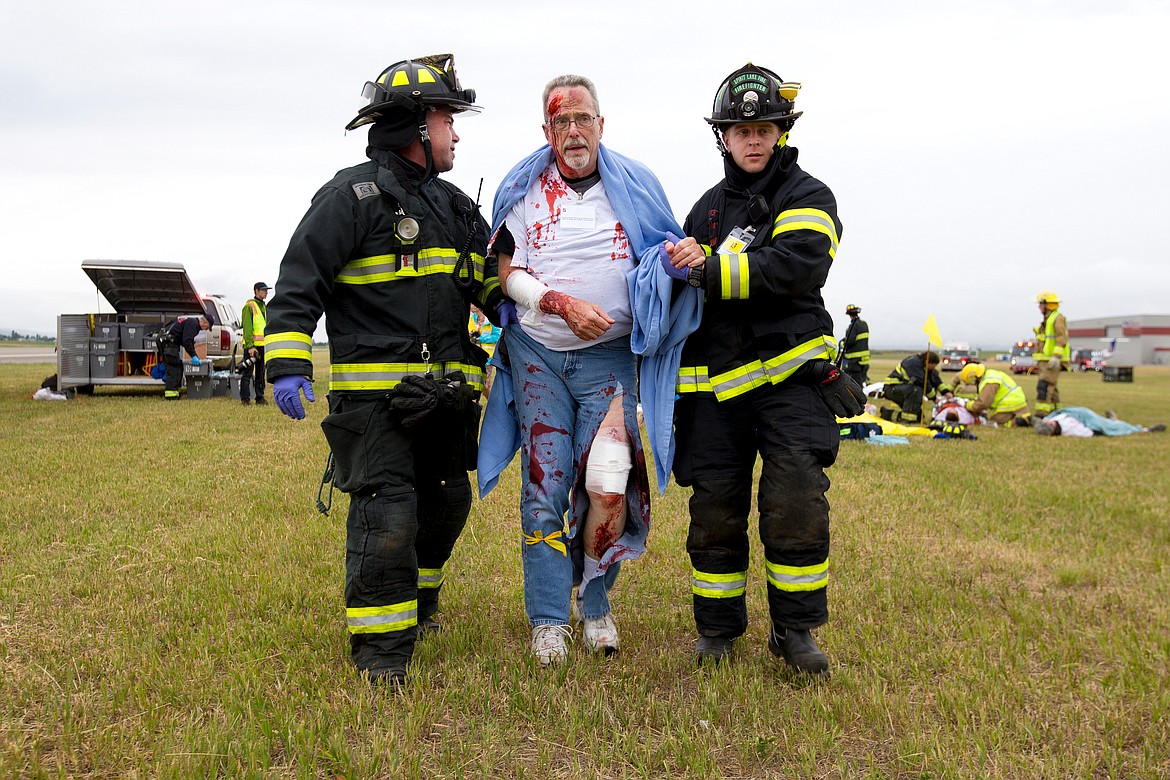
[417,110,435,179]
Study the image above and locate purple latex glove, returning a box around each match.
[658,232,688,281]
[499,300,518,327]
[274,375,315,420]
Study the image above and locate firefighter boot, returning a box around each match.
[695,636,735,665]
[768,625,829,676]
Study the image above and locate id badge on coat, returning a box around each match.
[716,225,756,254]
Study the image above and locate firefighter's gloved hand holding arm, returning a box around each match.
[274,375,315,420]
[800,359,866,418]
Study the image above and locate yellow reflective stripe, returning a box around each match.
[692,568,747,598]
[676,366,713,394]
[766,559,828,592]
[524,529,567,555]
[709,360,770,400]
[854,330,869,340]
[346,600,418,634]
[265,331,313,361]
[686,337,830,401]
[329,361,485,392]
[675,338,831,400]
[336,251,486,285]
[337,255,399,284]
[772,208,839,258]
[717,253,750,300]
[481,277,500,300]
[418,565,445,589]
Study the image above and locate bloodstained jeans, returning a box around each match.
[503,324,637,626]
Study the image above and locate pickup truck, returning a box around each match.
[57,259,243,393]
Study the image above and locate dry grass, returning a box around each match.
[2,355,1168,778]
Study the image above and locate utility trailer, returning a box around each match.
[57,259,241,394]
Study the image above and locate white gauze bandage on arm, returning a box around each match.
[504,269,551,326]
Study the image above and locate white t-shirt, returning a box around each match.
[1049,413,1094,437]
[505,163,635,351]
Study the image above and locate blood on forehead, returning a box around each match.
[546,86,596,118]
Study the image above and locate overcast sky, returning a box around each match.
[3,0,1167,350]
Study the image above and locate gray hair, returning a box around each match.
[1033,417,1058,435]
[542,75,600,119]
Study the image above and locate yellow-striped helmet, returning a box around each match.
[346,54,479,131]
[1035,290,1061,305]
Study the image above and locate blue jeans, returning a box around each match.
[503,325,637,626]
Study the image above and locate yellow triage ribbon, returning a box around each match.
[523,529,567,555]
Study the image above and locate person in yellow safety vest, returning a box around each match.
[948,362,1030,426]
[1032,290,1069,417]
[240,282,269,406]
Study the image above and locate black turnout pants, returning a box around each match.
[321,392,473,671]
[673,379,838,639]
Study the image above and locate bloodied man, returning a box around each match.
[477,74,695,666]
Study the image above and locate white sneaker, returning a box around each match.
[583,613,620,655]
[531,624,572,667]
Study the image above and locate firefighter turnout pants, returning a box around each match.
[673,380,839,638]
[320,392,474,671]
[1034,362,1062,416]
[162,343,184,399]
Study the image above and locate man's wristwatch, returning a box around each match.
[686,264,705,289]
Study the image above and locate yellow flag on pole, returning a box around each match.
[923,314,943,348]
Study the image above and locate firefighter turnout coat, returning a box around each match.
[674,144,842,636]
[264,147,500,670]
[265,148,499,391]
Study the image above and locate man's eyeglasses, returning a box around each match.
[547,113,598,130]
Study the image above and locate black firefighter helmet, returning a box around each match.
[345,53,480,131]
[706,63,802,131]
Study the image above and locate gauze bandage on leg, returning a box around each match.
[584,435,632,495]
[504,269,550,327]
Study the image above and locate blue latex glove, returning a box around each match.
[658,233,689,281]
[274,375,315,420]
[499,300,518,328]
[190,355,202,366]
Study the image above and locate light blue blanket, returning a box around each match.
[477,144,702,496]
[1051,407,1143,436]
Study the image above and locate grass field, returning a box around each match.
[2,355,1168,779]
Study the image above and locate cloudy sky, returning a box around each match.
[3,0,1167,349]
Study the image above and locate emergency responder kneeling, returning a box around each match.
[878,351,943,424]
[265,54,504,688]
[947,362,1030,427]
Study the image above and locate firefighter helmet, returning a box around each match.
[706,63,803,130]
[845,304,861,316]
[1036,290,1061,306]
[346,54,480,131]
[959,363,985,385]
